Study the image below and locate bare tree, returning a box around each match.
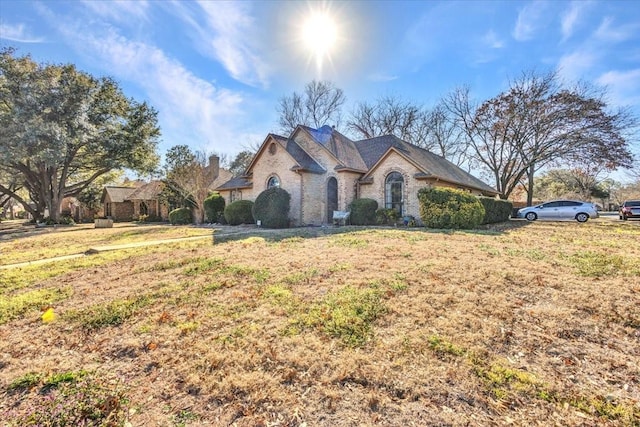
[424,102,469,166]
[347,96,431,147]
[445,72,635,203]
[277,80,345,133]
[164,145,216,224]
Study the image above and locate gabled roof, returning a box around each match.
[300,125,368,172]
[216,125,498,196]
[126,181,164,201]
[283,137,325,174]
[101,186,136,203]
[355,135,497,194]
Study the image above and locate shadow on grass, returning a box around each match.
[212,220,532,245]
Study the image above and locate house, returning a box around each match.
[216,125,499,226]
[101,185,137,221]
[100,155,233,222]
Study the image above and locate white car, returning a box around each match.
[517,200,598,223]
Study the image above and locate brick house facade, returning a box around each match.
[216,125,499,226]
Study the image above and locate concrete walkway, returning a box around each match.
[0,234,214,270]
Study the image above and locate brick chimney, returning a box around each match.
[209,155,220,180]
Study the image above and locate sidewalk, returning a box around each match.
[0,234,213,270]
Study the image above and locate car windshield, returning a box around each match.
[625,201,640,207]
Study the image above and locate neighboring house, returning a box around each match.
[101,186,137,221]
[216,125,499,226]
[126,181,169,221]
[99,156,232,222]
[101,181,169,221]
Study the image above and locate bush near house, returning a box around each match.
[252,187,291,229]
[375,208,400,226]
[349,198,378,225]
[204,193,226,223]
[479,197,513,224]
[224,200,255,226]
[169,208,193,225]
[418,187,485,229]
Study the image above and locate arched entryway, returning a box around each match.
[327,177,338,223]
[385,172,404,215]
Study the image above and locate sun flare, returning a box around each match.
[301,10,339,73]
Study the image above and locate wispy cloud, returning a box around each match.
[561,1,583,41]
[594,17,639,42]
[596,69,640,107]
[367,72,398,83]
[557,50,597,83]
[0,22,44,43]
[513,1,548,41]
[85,33,247,153]
[81,0,150,23]
[34,3,256,156]
[483,30,504,49]
[171,1,271,89]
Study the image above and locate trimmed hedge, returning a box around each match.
[252,187,291,228]
[478,197,513,224]
[169,208,193,225]
[375,208,399,226]
[204,193,226,223]
[418,187,485,229]
[224,200,255,226]
[349,198,378,225]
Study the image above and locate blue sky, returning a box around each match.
[2,0,639,171]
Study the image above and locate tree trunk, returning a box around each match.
[526,163,535,207]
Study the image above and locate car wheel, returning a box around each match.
[575,213,589,223]
[525,212,537,221]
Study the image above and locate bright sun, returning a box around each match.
[301,10,338,72]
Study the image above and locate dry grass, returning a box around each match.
[0,222,214,265]
[1,220,639,426]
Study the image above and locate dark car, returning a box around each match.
[619,200,640,220]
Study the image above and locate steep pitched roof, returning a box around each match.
[301,125,368,171]
[216,125,498,195]
[355,135,497,194]
[101,186,136,203]
[126,181,164,201]
[283,137,326,174]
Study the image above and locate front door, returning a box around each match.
[327,177,338,224]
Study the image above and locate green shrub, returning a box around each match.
[224,200,255,225]
[479,197,513,224]
[204,193,226,223]
[418,187,485,229]
[169,208,192,225]
[252,187,291,228]
[349,198,378,225]
[375,208,400,225]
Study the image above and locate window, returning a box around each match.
[139,201,148,216]
[385,172,404,215]
[105,203,112,217]
[267,175,280,189]
[231,190,242,202]
[268,143,277,155]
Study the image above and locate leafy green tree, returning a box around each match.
[0,48,160,222]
